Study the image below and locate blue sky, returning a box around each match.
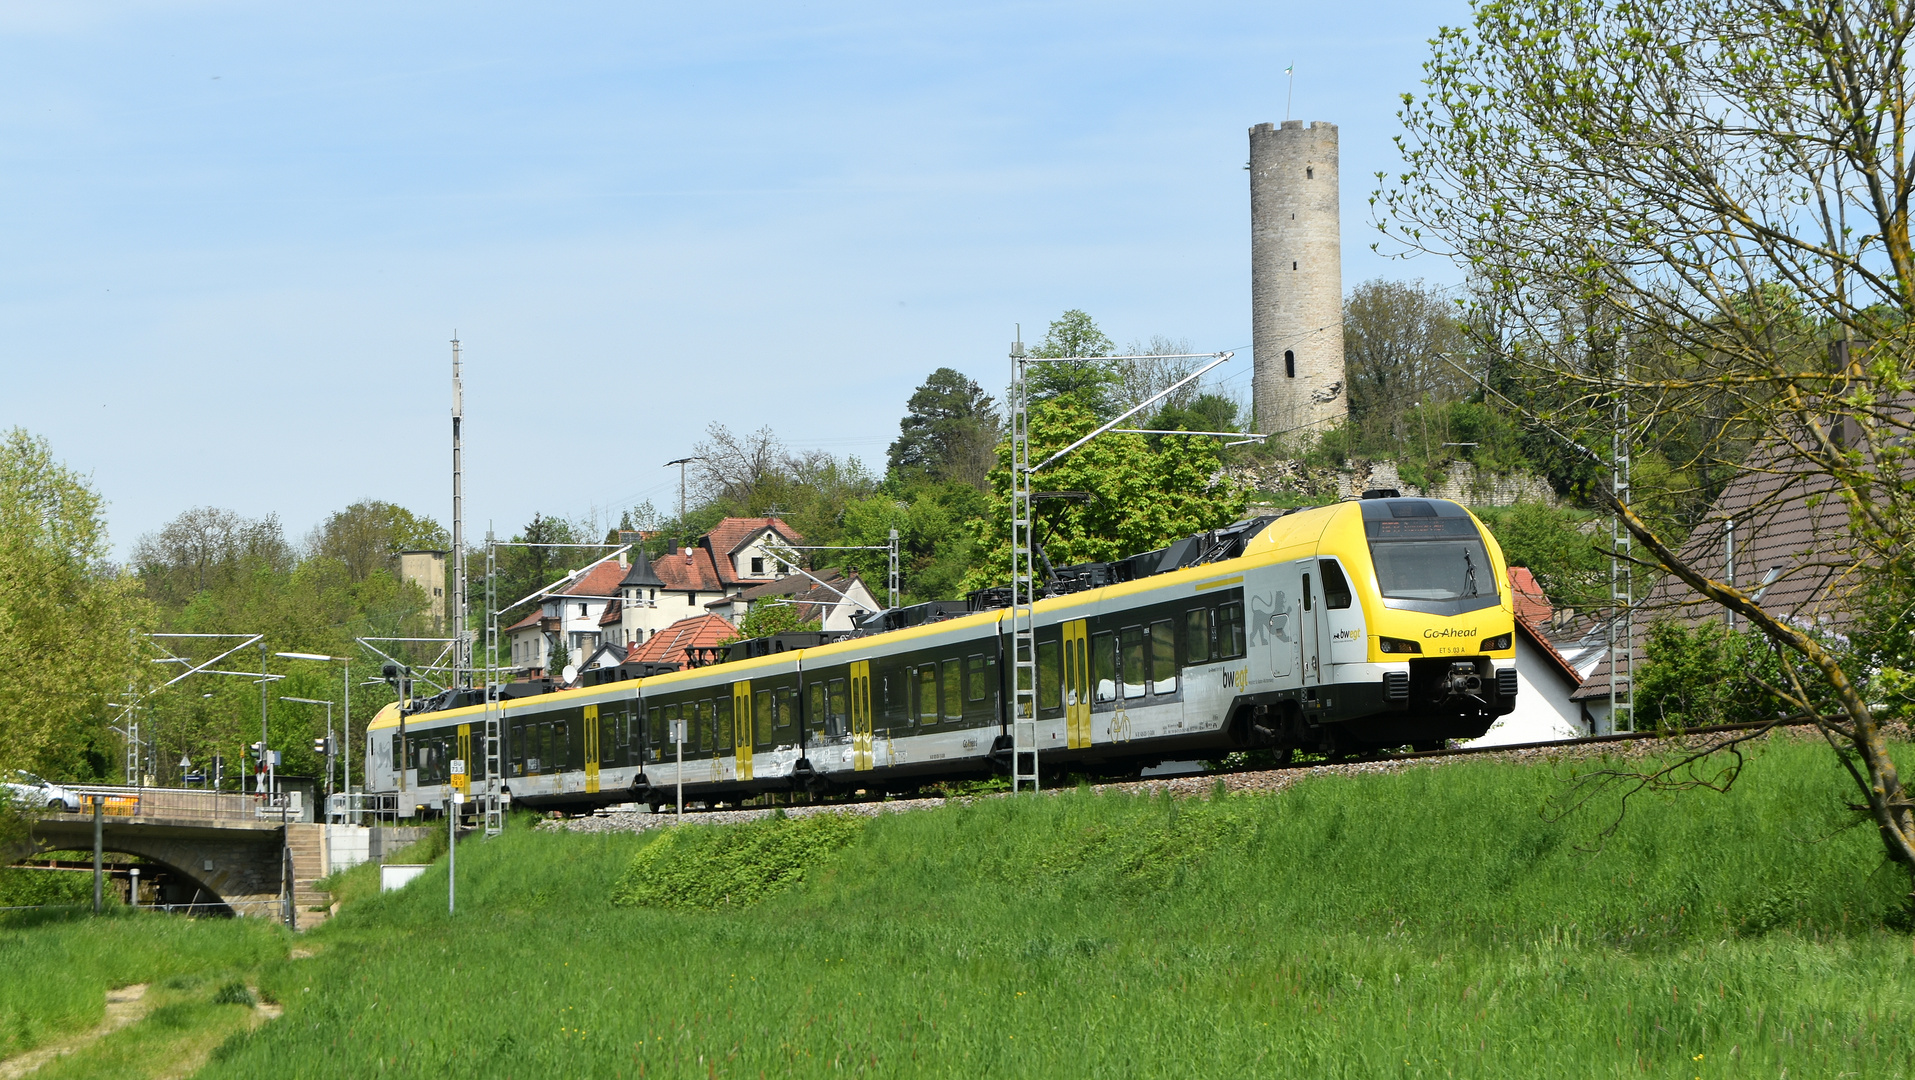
[0,0,1471,557]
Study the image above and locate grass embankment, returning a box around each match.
[0,909,283,1065]
[174,736,1915,1078]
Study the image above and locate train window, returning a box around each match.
[916,666,938,728]
[828,679,848,737]
[776,688,799,742]
[510,724,525,775]
[807,683,826,738]
[655,705,675,760]
[1121,627,1148,699]
[1093,632,1117,703]
[1036,640,1061,713]
[755,690,773,746]
[966,654,989,703]
[716,696,734,751]
[1302,573,1314,611]
[1217,602,1246,660]
[1150,621,1177,694]
[689,701,706,753]
[1185,609,1211,665]
[1320,559,1353,609]
[941,659,963,721]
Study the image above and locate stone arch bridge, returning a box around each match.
[8,787,422,924]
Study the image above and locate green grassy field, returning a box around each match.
[5,736,1913,1077]
[0,908,283,1062]
[179,736,1914,1078]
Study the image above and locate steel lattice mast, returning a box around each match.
[1009,335,1040,792]
[1608,346,1634,734]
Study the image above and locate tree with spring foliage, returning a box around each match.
[1380,0,1915,893]
[962,396,1248,592]
[0,430,154,782]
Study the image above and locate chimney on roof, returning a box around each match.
[618,548,628,568]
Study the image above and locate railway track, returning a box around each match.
[545,719,1809,834]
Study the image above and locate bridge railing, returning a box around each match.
[62,786,282,823]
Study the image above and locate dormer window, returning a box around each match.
[751,556,766,575]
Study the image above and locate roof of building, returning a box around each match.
[716,569,877,622]
[1508,567,1551,629]
[708,516,804,559]
[627,614,736,665]
[505,609,542,634]
[650,544,728,594]
[558,559,628,600]
[598,597,622,626]
[582,641,629,668]
[1569,437,1873,701]
[620,547,666,589]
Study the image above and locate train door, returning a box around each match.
[1265,590,1295,680]
[583,705,601,794]
[733,681,754,781]
[850,661,874,771]
[454,724,472,797]
[1297,561,1321,685]
[1063,619,1090,748]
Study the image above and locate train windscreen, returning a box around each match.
[1364,515,1495,602]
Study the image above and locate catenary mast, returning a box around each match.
[452,335,470,689]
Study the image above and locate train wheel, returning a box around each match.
[1411,739,1445,753]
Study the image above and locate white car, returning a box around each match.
[3,771,81,812]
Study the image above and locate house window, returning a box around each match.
[751,556,765,575]
[688,592,696,606]
[579,603,587,617]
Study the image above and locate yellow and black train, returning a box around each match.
[365,495,1519,815]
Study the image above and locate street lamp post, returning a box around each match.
[278,653,352,821]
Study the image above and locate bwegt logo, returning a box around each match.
[1422,627,1479,639]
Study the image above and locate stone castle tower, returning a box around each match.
[1249,120,1346,439]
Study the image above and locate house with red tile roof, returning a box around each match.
[1466,565,1592,747]
[505,517,814,680]
[608,517,807,648]
[505,555,637,679]
[626,614,737,667]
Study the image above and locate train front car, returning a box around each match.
[1238,496,1517,756]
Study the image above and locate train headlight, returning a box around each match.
[1378,637,1422,654]
[1483,633,1513,651]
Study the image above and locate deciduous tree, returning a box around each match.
[0,430,154,780]
[1382,0,1915,888]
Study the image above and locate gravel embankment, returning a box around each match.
[536,724,1837,836]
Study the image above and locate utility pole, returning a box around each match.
[665,457,696,553]
[453,334,470,689]
[259,641,271,795]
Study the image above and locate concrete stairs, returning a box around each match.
[284,824,331,931]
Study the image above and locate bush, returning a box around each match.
[612,813,865,910]
[1635,620,1790,729]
